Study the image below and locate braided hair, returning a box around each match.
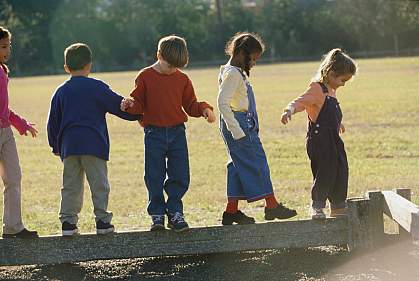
[225,32,265,76]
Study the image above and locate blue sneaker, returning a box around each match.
[150,215,165,231]
[167,212,189,232]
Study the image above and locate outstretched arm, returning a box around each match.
[103,84,141,121]
[182,77,213,119]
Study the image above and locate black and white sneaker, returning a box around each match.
[150,215,165,231]
[62,221,79,236]
[167,212,189,232]
[96,220,115,235]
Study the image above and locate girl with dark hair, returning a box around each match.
[0,26,38,238]
[218,32,297,225]
[281,48,357,219]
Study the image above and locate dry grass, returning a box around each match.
[3,56,419,235]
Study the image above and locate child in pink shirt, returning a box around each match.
[0,26,38,238]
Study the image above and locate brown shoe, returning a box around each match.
[330,207,348,217]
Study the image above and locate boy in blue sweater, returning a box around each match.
[47,43,140,236]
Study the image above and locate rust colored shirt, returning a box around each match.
[287,82,337,123]
[127,67,213,127]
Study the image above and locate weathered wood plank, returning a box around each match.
[395,188,412,239]
[0,219,348,266]
[366,191,385,246]
[347,197,372,251]
[382,190,419,240]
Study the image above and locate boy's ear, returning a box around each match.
[64,64,71,74]
[84,62,92,71]
[156,51,162,60]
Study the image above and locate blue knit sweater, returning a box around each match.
[47,76,140,161]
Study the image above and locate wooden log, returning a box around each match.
[347,197,372,251]
[382,190,419,240]
[366,191,385,246]
[0,219,348,266]
[395,188,412,240]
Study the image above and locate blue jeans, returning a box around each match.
[220,112,274,202]
[144,124,189,215]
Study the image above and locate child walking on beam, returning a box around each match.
[281,48,357,219]
[218,32,297,225]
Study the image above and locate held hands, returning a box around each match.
[25,123,38,138]
[203,108,216,123]
[281,110,292,125]
[339,123,345,134]
[120,98,134,112]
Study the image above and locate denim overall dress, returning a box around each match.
[306,83,348,209]
[220,68,274,202]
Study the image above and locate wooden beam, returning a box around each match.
[366,191,385,246]
[382,190,419,240]
[347,197,372,251]
[0,219,348,266]
[395,188,412,239]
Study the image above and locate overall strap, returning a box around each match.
[318,82,328,94]
[233,66,259,132]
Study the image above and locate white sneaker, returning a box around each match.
[310,207,326,220]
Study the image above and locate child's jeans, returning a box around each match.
[220,112,274,201]
[0,127,25,234]
[144,124,189,216]
[60,155,113,224]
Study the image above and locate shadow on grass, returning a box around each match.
[1,241,418,281]
[0,246,349,281]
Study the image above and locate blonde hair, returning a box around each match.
[312,48,357,83]
[158,35,189,68]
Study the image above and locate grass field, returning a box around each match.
[3,56,419,236]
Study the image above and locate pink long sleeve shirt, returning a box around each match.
[0,66,31,135]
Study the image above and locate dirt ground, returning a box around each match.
[1,240,418,281]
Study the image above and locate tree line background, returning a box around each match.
[0,0,418,76]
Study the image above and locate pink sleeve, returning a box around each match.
[0,70,10,127]
[9,109,31,135]
[287,82,324,114]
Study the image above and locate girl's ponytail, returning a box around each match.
[312,48,356,83]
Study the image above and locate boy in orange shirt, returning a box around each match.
[121,35,215,232]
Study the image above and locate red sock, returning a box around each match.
[225,199,239,213]
[265,195,279,209]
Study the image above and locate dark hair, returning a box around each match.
[64,43,92,71]
[225,32,265,76]
[313,48,357,83]
[0,26,11,74]
[158,35,189,68]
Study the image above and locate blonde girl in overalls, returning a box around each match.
[281,48,357,219]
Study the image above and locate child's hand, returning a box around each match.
[26,124,38,138]
[120,98,134,112]
[281,110,292,125]
[203,108,216,123]
[339,123,345,134]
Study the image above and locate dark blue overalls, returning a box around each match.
[220,68,274,202]
[306,83,348,209]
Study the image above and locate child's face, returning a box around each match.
[248,52,261,70]
[0,36,11,64]
[328,73,353,89]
